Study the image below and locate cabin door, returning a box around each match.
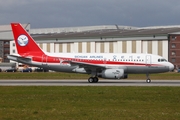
[146,55,151,66]
[42,54,47,65]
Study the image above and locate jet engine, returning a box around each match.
[97,69,127,79]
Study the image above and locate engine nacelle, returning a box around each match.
[98,69,125,79]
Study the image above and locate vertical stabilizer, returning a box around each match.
[11,23,44,56]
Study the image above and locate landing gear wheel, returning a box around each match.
[146,79,151,83]
[88,77,94,83]
[93,77,99,83]
[88,77,99,83]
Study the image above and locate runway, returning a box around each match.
[0,80,179,86]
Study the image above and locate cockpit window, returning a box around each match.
[161,59,167,62]
[158,58,167,62]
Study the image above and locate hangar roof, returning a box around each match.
[32,25,180,40]
[1,23,180,41]
[0,24,29,32]
[0,23,30,40]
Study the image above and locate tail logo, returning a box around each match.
[17,35,29,46]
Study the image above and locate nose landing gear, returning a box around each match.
[146,73,151,83]
[146,79,151,83]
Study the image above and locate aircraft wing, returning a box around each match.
[70,61,105,68]
[72,61,107,74]
[61,60,106,72]
[63,60,127,73]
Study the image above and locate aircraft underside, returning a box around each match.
[34,62,169,83]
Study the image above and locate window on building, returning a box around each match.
[4,48,9,51]
[13,43,15,47]
[4,41,9,44]
[13,49,15,53]
[4,53,9,57]
[172,58,176,62]
[172,51,176,56]
[172,44,176,48]
[172,36,177,40]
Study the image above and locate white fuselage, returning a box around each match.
[17,52,173,74]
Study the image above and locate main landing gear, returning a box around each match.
[88,77,99,83]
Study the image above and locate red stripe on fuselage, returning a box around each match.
[32,55,159,66]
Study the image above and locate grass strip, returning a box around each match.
[0,86,180,120]
[0,72,179,80]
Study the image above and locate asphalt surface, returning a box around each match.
[0,80,179,86]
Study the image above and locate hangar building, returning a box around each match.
[0,23,180,69]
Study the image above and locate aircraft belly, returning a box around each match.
[127,66,169,73]
[30,62,76,73]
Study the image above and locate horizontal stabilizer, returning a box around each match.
[7,55,32,64]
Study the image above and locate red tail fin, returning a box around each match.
[11,23,44,56]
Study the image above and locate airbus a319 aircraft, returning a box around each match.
[8,23,174,83]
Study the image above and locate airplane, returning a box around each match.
[8,23,174,83]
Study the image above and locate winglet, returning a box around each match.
[11,23,44,56]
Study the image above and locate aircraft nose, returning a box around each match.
[169,63,174,71]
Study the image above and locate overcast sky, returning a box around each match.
[0,0,180,28]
